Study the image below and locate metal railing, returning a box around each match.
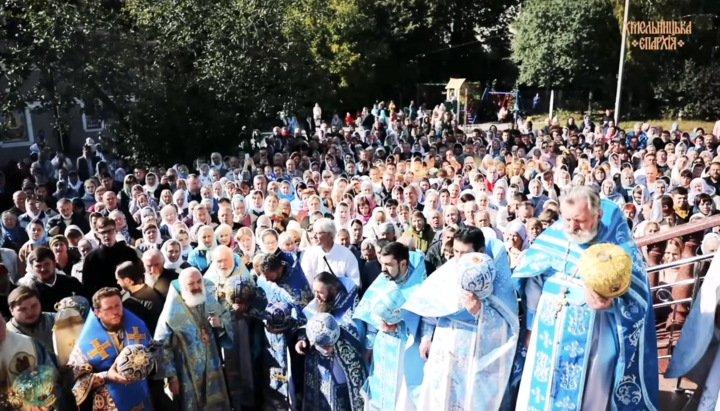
[648,250,716,392]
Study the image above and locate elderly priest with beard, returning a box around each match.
[297,271,367,411]
[203,245,252,410]
[155,267,234,411]
[67,287,154,411]
[512,185,658,411]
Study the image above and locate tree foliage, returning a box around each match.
[510,0,620,89]
[1,0,519,164]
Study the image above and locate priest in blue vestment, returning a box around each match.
[402,227,519,411]
[353,242,427,411]
[256,252,312,410]
[67,287,153,411]
[666,250,720,410]
[155,267,235,411]
[299,271,367,411]
[513,186,659,411]
[305,312,368,411]
[203,246,255,410]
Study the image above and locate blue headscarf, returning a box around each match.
[26,222,48,246]
[1,214,24,243]
[277,180,295,202]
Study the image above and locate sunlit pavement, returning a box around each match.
[660,375,694,411]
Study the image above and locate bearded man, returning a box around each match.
[67,287,153,411]
[202,245,250,410]
[513,186,658,411]
[353,242,427,411]
[297,272,366,411]
[155,267,234,411]
[204,245,250,297]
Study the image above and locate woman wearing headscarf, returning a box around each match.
[136,222,164,252]
[234,227,257,270]
[0,211,28,252]
[172,226,194,260]
[600,179,626,208]
[118,174,137,212]
[608,153,622,177]
[333,201,352,233]
[354,195,374,226]
[670,154,690,185]
[299,195,329,229]
[509,175,526,196]
[258,228,281,257]
[144,172,160,199]
[159,204,179,239]
[246,189,265,223]
[173,190,190,219]
[527,179,549,217]
[402,210,434,253]
[539,171,560,201]
[504,220,529,270]
[231,194,251,228]
[689,177,717,205]
[215,224,236,249]
[18,219,49,265]
[187,224,217,274]
[158,189,174,209]
[620,168,638,202]
[490,178,508,207]
[162,239,191,273]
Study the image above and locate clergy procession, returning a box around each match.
[6,105,720,411]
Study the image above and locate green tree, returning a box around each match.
[510,0,621,90]
[2,0,375,164]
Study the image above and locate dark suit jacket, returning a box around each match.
[76,156,101,181]
[46,214,91,236]
[152,269,179,299]
[121,286,164,335]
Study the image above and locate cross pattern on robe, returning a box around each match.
[126,327,147,345]
[129,403,145,411]
[88,339,112,360]
[554,287,569,318]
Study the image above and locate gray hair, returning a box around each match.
[560,185,601,216]
[142,248,164,262]
[313,218,337,238]
[360,238,376,250]
[108,210,125,221]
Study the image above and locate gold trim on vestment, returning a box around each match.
[53,316,85,330]
[170,296,230,409]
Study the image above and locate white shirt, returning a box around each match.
[301,244,360,287]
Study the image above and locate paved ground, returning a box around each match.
[660,376,694,411]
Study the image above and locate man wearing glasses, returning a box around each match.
[82,217,141,295]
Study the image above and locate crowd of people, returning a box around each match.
[0,102,720,411]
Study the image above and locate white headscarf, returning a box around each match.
[236,227,256,258]
[162,239,185,270]
[505,220,530,251]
